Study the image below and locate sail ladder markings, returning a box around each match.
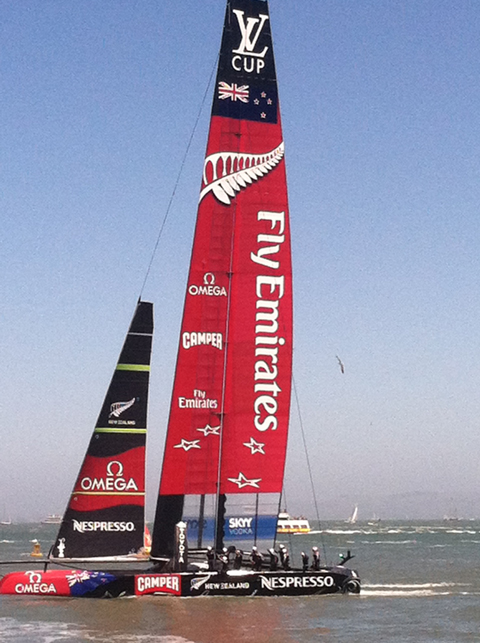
[94,428,146,434]
[116,364,150,371]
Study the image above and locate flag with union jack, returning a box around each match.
[218,81,249,103]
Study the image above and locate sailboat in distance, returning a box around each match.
[346,505,359,525]
[0,0,360,598]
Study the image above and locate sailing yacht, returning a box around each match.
[346,505,359,524]
[0,0,360,598]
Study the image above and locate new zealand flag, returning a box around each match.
[213,80,278,123]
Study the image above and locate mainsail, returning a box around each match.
[152,0,292,557]
[53,301,154,559]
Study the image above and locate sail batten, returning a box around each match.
[152,0,291,557]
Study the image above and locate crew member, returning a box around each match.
[282,547,290,571]
[250,546,263,571]
[219,551,229,573]
[301,551,309,572]
[233,549,243,570]
[268,548,279,571]
[206,546,215,571]
[311,546,320,571]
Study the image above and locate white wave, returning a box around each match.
[364,582,456,589]
[0,539,14,544]
[361,588,451,597]
[0,618,194,643]
[362,539,418,545]
[361,581,461,598]
[430,544,450,548]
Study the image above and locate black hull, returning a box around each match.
[100,567,360,598]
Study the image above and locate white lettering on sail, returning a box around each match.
[178,397,218,409]
[188,273,227,297]
[179,388,218,409]
[182,332,223,350]
[251,211,285,268]
[72,520,135,533]
[232,9,269,74]
[79,460,139,494]
[252,211,286,433]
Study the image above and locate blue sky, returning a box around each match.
[2,0,480,521]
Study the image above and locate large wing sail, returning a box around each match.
[152,0,291,557]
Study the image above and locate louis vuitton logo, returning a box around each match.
[232,9,269,58]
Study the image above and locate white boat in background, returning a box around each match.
[1,505,12,525]
[346,505,358,524]
[276,512,311,534]
[42,514,62,524]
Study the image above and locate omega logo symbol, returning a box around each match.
[26,572,42,583]
[106,461,124,477]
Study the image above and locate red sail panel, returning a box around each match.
[219,128,292,494]
[158,0,291,501]
[158,171,231,496]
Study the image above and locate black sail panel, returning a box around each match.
[53,301,153,559]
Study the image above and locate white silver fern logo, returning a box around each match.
[199,142,285,205]
[109,397,136,418]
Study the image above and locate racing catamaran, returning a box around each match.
[0,0,360,598]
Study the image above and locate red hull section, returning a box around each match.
[0,569,118,597]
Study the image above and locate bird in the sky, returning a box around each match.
[336,355,345,374]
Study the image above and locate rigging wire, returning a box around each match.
[277,487,294,558]
[292,375,329,564]
[138,55,219,301]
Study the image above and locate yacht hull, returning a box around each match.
[0,567,360,598]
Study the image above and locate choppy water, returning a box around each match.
[1,521,480,642]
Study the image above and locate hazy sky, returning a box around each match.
[2,0,480,522]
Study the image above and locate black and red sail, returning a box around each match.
[152,0,292,556]
[54,301,153,559]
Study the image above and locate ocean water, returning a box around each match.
[1,521,480,642]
